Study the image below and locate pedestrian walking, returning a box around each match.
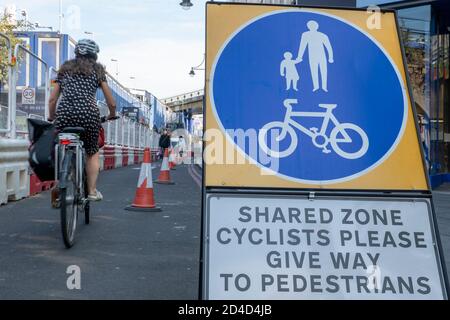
[159,129,171,159]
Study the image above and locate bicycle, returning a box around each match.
[258,99,369,160]
[55,115,118,248]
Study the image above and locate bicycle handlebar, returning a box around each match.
[284,99,298,109]
[100,115,120,123]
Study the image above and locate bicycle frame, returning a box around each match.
[55,134,85,193]
[280,101,350,142]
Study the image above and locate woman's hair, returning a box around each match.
[58,55,106,82]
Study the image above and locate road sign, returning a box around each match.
[204,3,428,190]
[203,193,447,300]
[22,87,35,105]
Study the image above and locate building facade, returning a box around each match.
[10,31,168,130]
[357,0,449,186]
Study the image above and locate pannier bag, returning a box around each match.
[27,118,57,182]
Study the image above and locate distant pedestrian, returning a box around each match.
[178,136,185,159]
[159,129,171,159]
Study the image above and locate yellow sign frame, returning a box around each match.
[204,2,429,191]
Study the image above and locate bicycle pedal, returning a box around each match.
[310,127,318,133]
[322,149,332,154]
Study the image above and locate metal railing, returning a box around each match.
[0,32,13,135]
[98,100,159,149]
[10,43,50,139]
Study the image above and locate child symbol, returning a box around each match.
[280,51,300,91]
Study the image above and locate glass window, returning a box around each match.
[17,38,30,87]
[40,39,59,87]
[357,0,395,7]
[396,6,433,172]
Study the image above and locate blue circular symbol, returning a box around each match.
[211,10,407,184]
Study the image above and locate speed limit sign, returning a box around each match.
[22,87,36,105]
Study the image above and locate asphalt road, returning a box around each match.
[0,163,202,299]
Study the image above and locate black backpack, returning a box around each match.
[27,118,57,181]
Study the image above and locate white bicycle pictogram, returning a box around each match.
[258,99,369,159]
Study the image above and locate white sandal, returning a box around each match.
[88,190,103,201]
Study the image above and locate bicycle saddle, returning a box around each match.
[62,127,85,134]
[318,104,337,110]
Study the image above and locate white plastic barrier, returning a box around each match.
[128,148,134,166]
[0,139,30,205]
[115,146,123,168]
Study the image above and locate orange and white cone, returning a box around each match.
[125,148,162,212]
[169,148,177,170]
[155,148,175,185]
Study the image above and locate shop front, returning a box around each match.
[359,0,450,187]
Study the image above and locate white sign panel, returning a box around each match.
[204,194,447,300]
[22,87,36,105]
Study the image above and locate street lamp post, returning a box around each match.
[111,59,119,79]
[84,31,95,40]
[59,0,64,33]
[180,0,193,10]
[180,0,215,10]
[189,54,205,77]
[130,76,136,89]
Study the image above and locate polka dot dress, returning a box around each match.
[55,70,105,156]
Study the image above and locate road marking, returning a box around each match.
[188,165,202,188]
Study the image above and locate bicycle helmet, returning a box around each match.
[75,39,100,60]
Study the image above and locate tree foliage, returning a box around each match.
[0,11,34,84]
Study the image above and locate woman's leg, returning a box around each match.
[86,151,100,195]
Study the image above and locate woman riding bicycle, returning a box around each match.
[48,39,116,201]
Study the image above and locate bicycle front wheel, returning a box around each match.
[60,151,78,248]
[330,123,369,160]
[258,121,298,158]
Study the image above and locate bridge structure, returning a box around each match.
[162,89,204,115]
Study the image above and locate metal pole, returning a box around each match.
[44,67,49,120]
[121,118,125,146]
[138,124,141,148]
[59,0,63,34]
[0,33,12,134]
[10,63,17,139]
[107,121,111,144]
[127,120,131,147]
[132,123,135,147]
[114,118,119,145]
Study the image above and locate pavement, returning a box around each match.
[0,162,450,299]
[0,162,202,299]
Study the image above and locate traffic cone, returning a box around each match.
[169,148,177,170]
[155,148,175,185]
[125,148,162,212]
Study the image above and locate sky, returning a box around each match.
[1,0,208,98]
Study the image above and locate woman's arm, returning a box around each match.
[100,81,117,119]
[48,84,61,121]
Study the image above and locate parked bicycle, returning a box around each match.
[258,99,369,160]
[55,115,119,248]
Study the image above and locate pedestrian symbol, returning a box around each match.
[280,20,334,92]
[210,10,408,184]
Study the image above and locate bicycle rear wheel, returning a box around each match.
[60,151,78,248]
[83,168,90,225]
